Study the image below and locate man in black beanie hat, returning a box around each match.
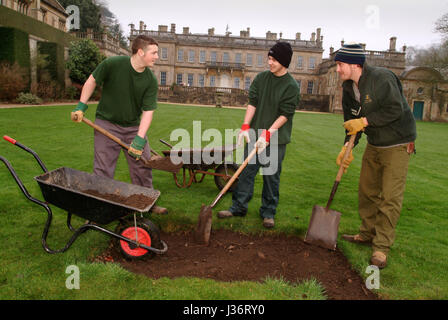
[334,42,416,268]
[217,42,300,229]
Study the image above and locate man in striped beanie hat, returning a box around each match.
[334,42,416,269]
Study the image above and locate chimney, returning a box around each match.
[296,32,301,40]
[389,37,397,51]
[208,27,215,36]
[170,23,176,33]
[266,31,277,40]
[316,28,321,42]
[247,27,250,37]
[361,43,366,51]
[311,32,316,41]
[402,45,407,52]
[330,46,334,55]
[158,25,168,32]
[341,40,345,47]
[139,21,144,31]
[183,27,189,35]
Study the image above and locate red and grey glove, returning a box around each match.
[255,130,270,154]
[237,123,251,146]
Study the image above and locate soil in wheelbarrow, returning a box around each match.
[98,229,378,300]
[82,189,156,210]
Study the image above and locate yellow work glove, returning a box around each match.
[336,146,354,173]
[343,117,367,135]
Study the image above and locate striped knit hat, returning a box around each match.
[334,43,366,66]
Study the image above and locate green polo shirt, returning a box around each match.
[92,56,158,127]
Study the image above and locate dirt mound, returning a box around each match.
[102,229,378,300]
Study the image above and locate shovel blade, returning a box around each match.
[142,156,183,173]
[194,204,212,245]
[304,205,341,251]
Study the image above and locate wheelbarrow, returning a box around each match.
[159,139,239,191]
[1,135,168,260]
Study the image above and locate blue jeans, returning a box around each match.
[230,143,286,219]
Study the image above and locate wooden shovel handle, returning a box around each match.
[325,134,356,210]
[210,146,258,208]
[335,134,356,182]
[80,117,158,163]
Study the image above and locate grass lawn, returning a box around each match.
[0,103,447,300]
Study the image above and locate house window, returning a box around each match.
[245,77,251,90]
[223,52,230,65]
[235,53,242,64]
[246,53,253,66]
[211,51,217,63]
[161,48,168,60]
[188,50,195,63]
[417,87,424,95]
[309,57,316,70]
[177,49,184,62]
[307,81,314,94]
[199,74,205,87]
[199,50,206,63]
[297,56,303,69]
[160,71,167,85]
[187,74,194,86]
[176,73,183,85]
[210,75,216,87]
[234,77,240,89]
[296,80,301,94]
[257,54,263,67]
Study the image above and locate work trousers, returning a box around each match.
[230,144,287,219]
[358,143,411,254]
[93,118,153,189]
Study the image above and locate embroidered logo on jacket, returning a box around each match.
[364,94,372,104]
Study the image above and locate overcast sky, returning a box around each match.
[102,0,448,57]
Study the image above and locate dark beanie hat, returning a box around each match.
[334,43,366,66]
[268,42,293,68]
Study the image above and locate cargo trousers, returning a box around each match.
[93,118,153,189]
[229,143,287,219]
[358,143,411,254]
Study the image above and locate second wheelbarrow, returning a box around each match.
[160,139,239,191]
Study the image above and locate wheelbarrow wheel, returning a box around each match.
[214,163,239,192]
[115,218,162,260]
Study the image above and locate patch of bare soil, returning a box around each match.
[98,229,378,300]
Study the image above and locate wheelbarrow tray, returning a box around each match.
[34,167,160,225]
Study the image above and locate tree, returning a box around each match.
[435,13,448,39]
[66,39,105,84]
[406,13,448,78]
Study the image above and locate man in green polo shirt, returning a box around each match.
[70,35,167,214]
[334,43,416,268]
[217,42,300,229]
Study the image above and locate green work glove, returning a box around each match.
[336,146,354,173]
[343,117,367,135]
[71,102,88,122]
[128,135,146,160]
